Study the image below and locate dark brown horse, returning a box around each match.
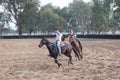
[69,35,83,60]
[38,37,74,68]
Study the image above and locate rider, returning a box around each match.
[69,27,76,37]
[69,27,81,45]
[54,28,63,56]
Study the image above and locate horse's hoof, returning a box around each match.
[81,57,83,60]
[58,64,62,68]
[71,63,73,65]
[68,62,73,66]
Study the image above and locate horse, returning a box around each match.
[38,37,74,68]
[69,35,83,60]
[62,35,82,60]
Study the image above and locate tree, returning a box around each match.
[90,0,107,34]
[37,4,67,34]
[0,12,10,36]
[21,0,39,35]
[103,0,120,34]
[0,0,40,36]
[68,0,92,34]
[0,12,4,36]
[0,22,4,36]
[0,0,24,36]
[114,0,120,31]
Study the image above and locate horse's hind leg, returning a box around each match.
[54,59,62,68]
[64,51,73,66]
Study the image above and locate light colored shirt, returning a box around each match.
[55,31,62,42]
[69,29,76,38]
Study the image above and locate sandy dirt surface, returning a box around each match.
[0,39,120,80]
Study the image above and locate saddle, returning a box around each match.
[60,42,65,47]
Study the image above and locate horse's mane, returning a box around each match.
[45,38,51,43]
[44,38,53,44]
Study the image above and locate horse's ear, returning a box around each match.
[42,35,45,39]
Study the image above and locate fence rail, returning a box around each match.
[77,34,120,39]
[0,34,120,39]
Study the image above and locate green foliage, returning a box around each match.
[0,0,120,35]
[90,0,105,33]
[102,0,120,33]
[0,0,40,36]
[68,0,92,33]
[37,4,67,33]
[21,0,39,35]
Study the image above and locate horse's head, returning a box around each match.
[39,36,47,48]
[69,35,74,43]
[62,35,68,41]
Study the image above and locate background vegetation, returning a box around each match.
[0,0,120,36]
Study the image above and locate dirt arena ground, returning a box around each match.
[0,39,120,80]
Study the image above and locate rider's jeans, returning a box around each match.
[56,40,61,55]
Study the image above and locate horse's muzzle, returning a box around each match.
[38,45,41,48]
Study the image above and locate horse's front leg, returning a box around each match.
[54,59,62,68]
[68,55,73,66]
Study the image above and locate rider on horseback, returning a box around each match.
[54,28,63,56]
[69,27,81,45]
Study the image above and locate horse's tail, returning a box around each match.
[80,42,82,53]
[76,38,82,53]
[72,46,81,60]
[79,42,83,59]
[77,42,83,60]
